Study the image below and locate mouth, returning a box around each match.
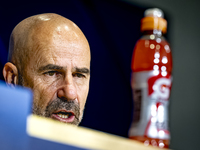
[51,110,75,123]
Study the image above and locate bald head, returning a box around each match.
[9,13,90,74]
[4,13,91,125]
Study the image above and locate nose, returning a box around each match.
[57,75,77,101]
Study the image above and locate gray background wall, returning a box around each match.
[122,0,200,149]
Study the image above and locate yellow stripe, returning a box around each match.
[27,115,170,150]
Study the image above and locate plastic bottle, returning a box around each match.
[129,8,172,148]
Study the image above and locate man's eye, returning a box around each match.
[45,71,57,76]
[73,73,85,78]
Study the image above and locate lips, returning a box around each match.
[51,110,75,123]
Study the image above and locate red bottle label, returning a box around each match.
[129,71,171,140]
[148,74,172,100]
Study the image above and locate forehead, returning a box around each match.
[28,24,90,68]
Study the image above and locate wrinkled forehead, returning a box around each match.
[29,18,89,47]
[26,21,90,69]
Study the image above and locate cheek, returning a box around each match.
[31,78,58,111]
[77,82,90,112]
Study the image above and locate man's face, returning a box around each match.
[21,24,90,125]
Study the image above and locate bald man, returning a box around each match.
[3,13,91,126]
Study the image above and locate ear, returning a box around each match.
[3,62,18,87]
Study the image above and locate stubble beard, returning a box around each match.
[32,98,81,126]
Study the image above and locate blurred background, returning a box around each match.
[0,0,199,150]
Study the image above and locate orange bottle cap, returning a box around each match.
[141,8,167,33]
[141,17,167,33]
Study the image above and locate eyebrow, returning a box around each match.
[38,64,63,72]
[38,64,90,74]
[75,67,90,75]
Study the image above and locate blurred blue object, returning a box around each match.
[0,81,32,150]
